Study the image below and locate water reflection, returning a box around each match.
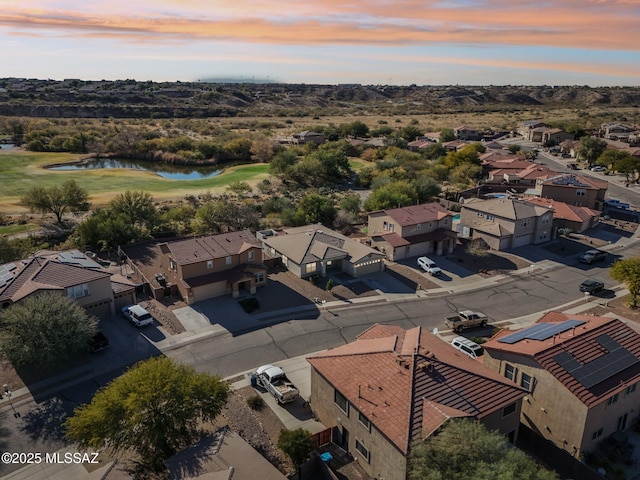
[48,158,222,180]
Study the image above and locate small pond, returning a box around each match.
[47,158,222,180]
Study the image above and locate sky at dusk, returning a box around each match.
[1,0,639,86]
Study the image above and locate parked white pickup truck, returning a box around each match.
[254,364,300,404]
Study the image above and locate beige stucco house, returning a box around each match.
[524,197,600,233]
[260,224,384,279]
[538,174,608,211]
[307,324,526,480]
[156,230,267,304]
[482,312,640,459]
[0,250,135,318]
[458,197,553,250]
[368,202,455,261]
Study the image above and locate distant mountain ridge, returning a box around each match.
[0,78,638,118]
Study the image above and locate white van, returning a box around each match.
[451,336,483,359]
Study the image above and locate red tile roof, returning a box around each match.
[483,312,640,407]
[541,173,608,190]
[379,202,452,226]
[524,197,599,223]
[308,325,526,453]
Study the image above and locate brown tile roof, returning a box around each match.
[373,233,410,248]
[165,230,261,265]
[0,257,111,304]
[308,325,526,453]
[483,312,640,407]
[378,202,452,226]
[524,197,599,223]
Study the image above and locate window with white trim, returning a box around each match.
[504,363,517,381]
[355,439,370,463]
[626,384,637,395]
[207,260,213,269]
[248,250,254,261]
[521,373,533,391]
[607,393,619,406]
[67,283,90,299]
[225,256,232,265]
[255,272,265,283]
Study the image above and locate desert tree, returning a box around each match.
[20,179,90,223]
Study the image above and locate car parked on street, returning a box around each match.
[121,304,154,327]
[590,165,606,172]
[417,256,442,276]
[579,249,607,264]
[604,199,630,210]
[579,279,604,294]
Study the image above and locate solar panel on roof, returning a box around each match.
[499,320,586,344]
[554,335,640,389]
[0,279,6,288]
[6,263,16,271]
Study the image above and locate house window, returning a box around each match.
[169,259,176,271]
[334,390,349,414]
[502,402,517,417]
[383,221,388,231]
[358,411,371,431]
[542,215,550,224]
[248,251,254,261]
[521,219,530,227]
[521,373,533,392]
[388,223,394,232]
[576,189,586,196]
[355,439,370,463]
[592,428,603,440]
[255,272,265,283]
[486,214,494,221]
[539,231,548,240]
[305,262,317,274]
[607,393,619,406]
[476,212,484,218]
[504,364,517,381]
[443,218,448,225]
[626,384,637,395]
[207,260,213,269]
[67,283,90,299]
[416,224,422,231]
[225,256,232,265]
[617,413,629,431]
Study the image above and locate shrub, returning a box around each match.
[247,394,265,410]
[239,297,260,313]
[325,279,335,291]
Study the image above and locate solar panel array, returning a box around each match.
[0,263,16,288]
[553,334,640,389]
[499,319,586,344]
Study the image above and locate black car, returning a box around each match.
[88,331,110,353]
[579,279,604,294]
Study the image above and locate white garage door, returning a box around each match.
[192,281,228,303]
[512,234,532,248]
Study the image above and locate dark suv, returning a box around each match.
[579,249,607,264]
[579,279,604,294]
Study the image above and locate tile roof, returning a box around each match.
[0,257,111,304]
[377,202,452,226]
[308,325,526,453]
[263,224,384,265]
[524,198,599,223]
[165,230,261,265]
[483,312,640,407]
[462,197,550,220]
[373,233,411,248]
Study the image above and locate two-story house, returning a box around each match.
[260,224,384,279]
[523,197,599,233]
[482,312,640,459]
[307,324,527,480]
[157,230,267,304]
[458,198,553,250]
[368,203,455,261]
[0,250,135,317]
[518,120,547,140]
[538,174,607,210]
[454,125,483,141]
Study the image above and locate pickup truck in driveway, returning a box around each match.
[444,310,489,333]
[254,364,300,404]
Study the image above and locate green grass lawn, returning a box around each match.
[0,150,270,211]
[0,223,38,236]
